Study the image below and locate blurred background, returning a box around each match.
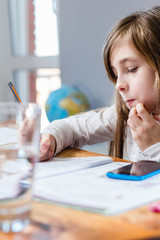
[0,0,159,137]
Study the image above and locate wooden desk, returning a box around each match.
[1,148,160,240]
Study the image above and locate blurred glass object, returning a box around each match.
[13,68,61,129]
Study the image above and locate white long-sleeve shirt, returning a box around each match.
[42,105,160,162]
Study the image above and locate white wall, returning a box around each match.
[58,0,160,109]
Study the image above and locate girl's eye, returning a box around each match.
[128,67,137,73]
[114,74,118,80]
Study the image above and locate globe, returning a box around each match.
[45,85,90,122]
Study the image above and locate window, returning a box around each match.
[8,0,61,129]
[34,0,59,57]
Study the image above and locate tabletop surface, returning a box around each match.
[1,148,160,240]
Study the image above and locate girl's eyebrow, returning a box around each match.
[111,57,138,68]
[120,57,129,64]
[119,57,137,64]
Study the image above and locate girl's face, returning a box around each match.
[110,37,159,114]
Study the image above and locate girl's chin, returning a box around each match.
[126,102,157,114]
[146,104,159,114]
[141,105,158,115]
[126,104,135,110]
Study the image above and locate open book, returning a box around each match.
[33,156,160,215]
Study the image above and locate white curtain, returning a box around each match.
[8,0,28,56]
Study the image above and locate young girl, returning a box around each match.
[40,6,160,162]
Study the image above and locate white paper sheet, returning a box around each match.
[0,127,18,145]
[34,162,160,215]
[34,156,113,179]
[0,173,22,199]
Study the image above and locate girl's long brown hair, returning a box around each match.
[103,6,160,158]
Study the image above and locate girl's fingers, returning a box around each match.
[40,134,56,161]
[153,114,160,122]
[40,139,51,153]
[127,107,140,129]
[135,103,151,122]
[40,134,53,153]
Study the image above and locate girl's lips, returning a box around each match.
[126,99,135,108]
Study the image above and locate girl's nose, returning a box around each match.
[115,77,128,92]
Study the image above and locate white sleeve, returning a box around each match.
[142,142,160,162]
[41,105,116,155]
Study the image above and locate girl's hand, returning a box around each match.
[127,103,160,151]
[40,133,56,161]
[153,114,160,122]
